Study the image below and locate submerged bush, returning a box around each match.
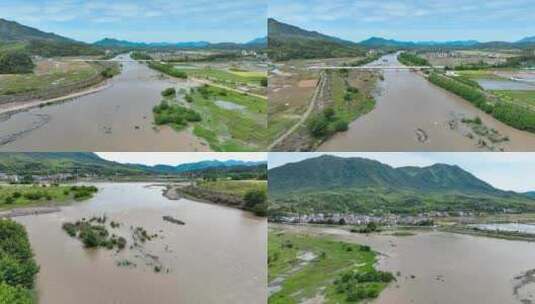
[161,87,176,97]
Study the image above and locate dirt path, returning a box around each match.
[268,71,326,150]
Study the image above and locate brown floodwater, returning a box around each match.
[15,183,266,304]
[319,53,535,151]
[280,224,535,304]
[0,54,209,151]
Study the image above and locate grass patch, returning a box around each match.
[492,90,535,108]
[198,180,267,196]
[188,85,267,151]
[0,184,97,210]
[307,70,375,140]
[398,52,430,66]
[268,230,391,304]
[179,67,267,87]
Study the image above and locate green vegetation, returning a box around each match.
[268,155,535,215]
[334,269,395,302]
[268,230,391,303]
[0,220,39,304]
[0,52,34,74]
[161,87,176,97]
[428,72,535,133]
[453,61,493,70]
[148,62,187,79]
[0,184,97,210]
[307,71,375,140]
[352,222,380,234]
[188,85,267,151]
[244,189,267,216]
[158,65,267,87]
[492,90,535,108]
[62,216,126,250]
[196,180,268,216]
[198,180,267,196]
[268,18,365,61]
[25,40,103,57]
[397,52,430,66]
[498,53,535,68]
[349,53,381,66]
[0,60,115,96]
[308,108,348,138]
[130,51,153,61]
[100,65,120,78]
[152,100,202,130]
[270,187,535,215]
[0,153,147,176]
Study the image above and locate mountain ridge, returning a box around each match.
[0,152,265,176]
[268,18,364,61]
[269,155,504,195]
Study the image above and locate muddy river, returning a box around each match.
[319,53,535,151]
[15,183,266,304]
[0,54,209,151]
[279,224,535,304]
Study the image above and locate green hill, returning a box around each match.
[268,18,365,61]
[0,18,103,57]
[0,153,266,178]
[269,155,534,214]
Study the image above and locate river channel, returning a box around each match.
[319,53,535,151]
[0,54,209,151]
[278,224,535,304]
[15,183,266,304]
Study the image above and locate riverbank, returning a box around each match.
[14,182,266,304]
[0,80,110,116]
[0,54,212,151]
[268,227,393,304]
[163,180,267,216]
[0,219,39,303]
[0,184,98,211]
[0,59,119,106]
[318,52,535,151]
[274,223,535,304]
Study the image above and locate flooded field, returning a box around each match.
[15,183,266,304]
[0,54,209,151]
[278,224,535,304]
[471,223,535,234]
[476,79,535,90]
[319,53,535,151]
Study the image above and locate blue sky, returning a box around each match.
[0,0,266,43]
[96,153,267,166]
[268,153,535,192]
[269,0,535,42]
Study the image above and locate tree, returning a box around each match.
[307,114,329,138]
[0,283,32,304]
[0,52,35,74]
[243,189,267,208]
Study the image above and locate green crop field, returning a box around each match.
[174,66,267,87]
[198,180,267,196]
[492,90,535,108]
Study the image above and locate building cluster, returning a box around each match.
[275,213,435,226]
[0,172,76,184]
